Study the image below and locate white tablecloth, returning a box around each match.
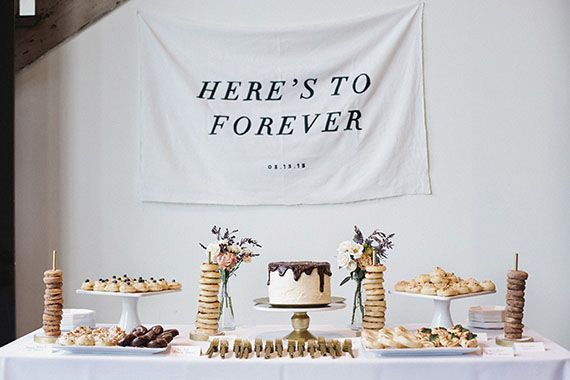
[1,325,569,380]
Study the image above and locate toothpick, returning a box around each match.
[372,252,377,266]
[515,252,519,271]
[52,250,57,271]
[208,252,211,264]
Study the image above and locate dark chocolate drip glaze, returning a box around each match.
[267,261,332,292]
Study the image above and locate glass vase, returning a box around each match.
[219,278,236,331]
[351,279,364,331]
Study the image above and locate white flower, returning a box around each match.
[206,242,221,257]
[337,251,352,269]
[350,243,364,259]
[228,244,242,254]
[347,260,358,272]
[337,240,363,259]
[337,241,353,254]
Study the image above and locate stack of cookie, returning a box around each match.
[505,269,528,339]
[362,265,386,331]
[194,262,221,337]
[43,268,64,338]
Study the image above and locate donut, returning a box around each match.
[202,271,221,279]
[507,284,525,291]
[362,321,385,329]
[365,294,385,301]
[365,273,384,279]
[366,289,386,296]
[200,263,219,272]
[365,300,386,307]
[199,277,220,285]
[198,295,219,303]
[506,298,525,308]
[365,265,386,273]
[199,284,220,291]
[507,270,528,281]
[507,290,524,298]
[365,310,385,317]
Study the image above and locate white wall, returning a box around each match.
[15,0,570,348]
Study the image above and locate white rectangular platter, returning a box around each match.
[389,290,495,301]
[76,289,181,298]
[54,344,168,355]
[362,343,480,357]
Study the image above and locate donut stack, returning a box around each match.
[362,265,386,331]
[194,263,221,337]
[505,269,528,339]
[43,269,64,338]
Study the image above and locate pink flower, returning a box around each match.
[216,253,237,269]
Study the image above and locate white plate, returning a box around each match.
[54,344,168,355]
[467,320,504,330]
[469,305,505,322]
[362,343,480,357]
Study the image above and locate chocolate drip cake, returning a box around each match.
[267,261,332,305]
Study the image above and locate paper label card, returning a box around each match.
[170,345,202,357]
[513,342,546,353]
[483,347,514,357]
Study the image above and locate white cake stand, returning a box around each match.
[390,290,496,328]
[253,297,345,340]
[76,289,181,331]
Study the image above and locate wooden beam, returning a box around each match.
[15,0,131,71]
[1,0,16,345]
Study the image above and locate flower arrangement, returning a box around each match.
[200,226,261,330]
[337,226,394,329]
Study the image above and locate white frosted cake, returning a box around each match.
[267,261,332,305]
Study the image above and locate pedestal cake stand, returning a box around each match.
[253,297,345,340]
[390,290,496,328]
[76,289,181,331]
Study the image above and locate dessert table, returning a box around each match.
[1,325,569,380]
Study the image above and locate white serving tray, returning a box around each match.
[467,320,504,330]
[76,289,181,297]
[54,344,168,355]
[362,343,480,357]
[390,290,495,301]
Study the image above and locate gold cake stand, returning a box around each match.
[253,297,345,340]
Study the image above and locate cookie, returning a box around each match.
[365,265,386,273]
[365,273,384,279]
[198,301,220,309]
[507,270,528,281]
[362,321,385,329]
[366,289,386,296]
[507,284,525,291]
[43,269,63,277]
[196,327,218,335]
[199,290,219,297]
[200,263,219,272]
[199,284,220,291]
[363,284,384,291]
[195,321,220,330]
[201,271,221,279]
[365,294,385,301]
[199,277,220,285]
[363,316,385,323]
[196,317,219,326]
[198,295,219,303]
[365,300,386,307]
[197,312,220,320]
[364,310,385,317]
[364,307,386,314]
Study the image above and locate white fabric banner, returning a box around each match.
[138,4,430,205]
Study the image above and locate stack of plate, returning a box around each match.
[468,305,504,329]
[61,309,96,331]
